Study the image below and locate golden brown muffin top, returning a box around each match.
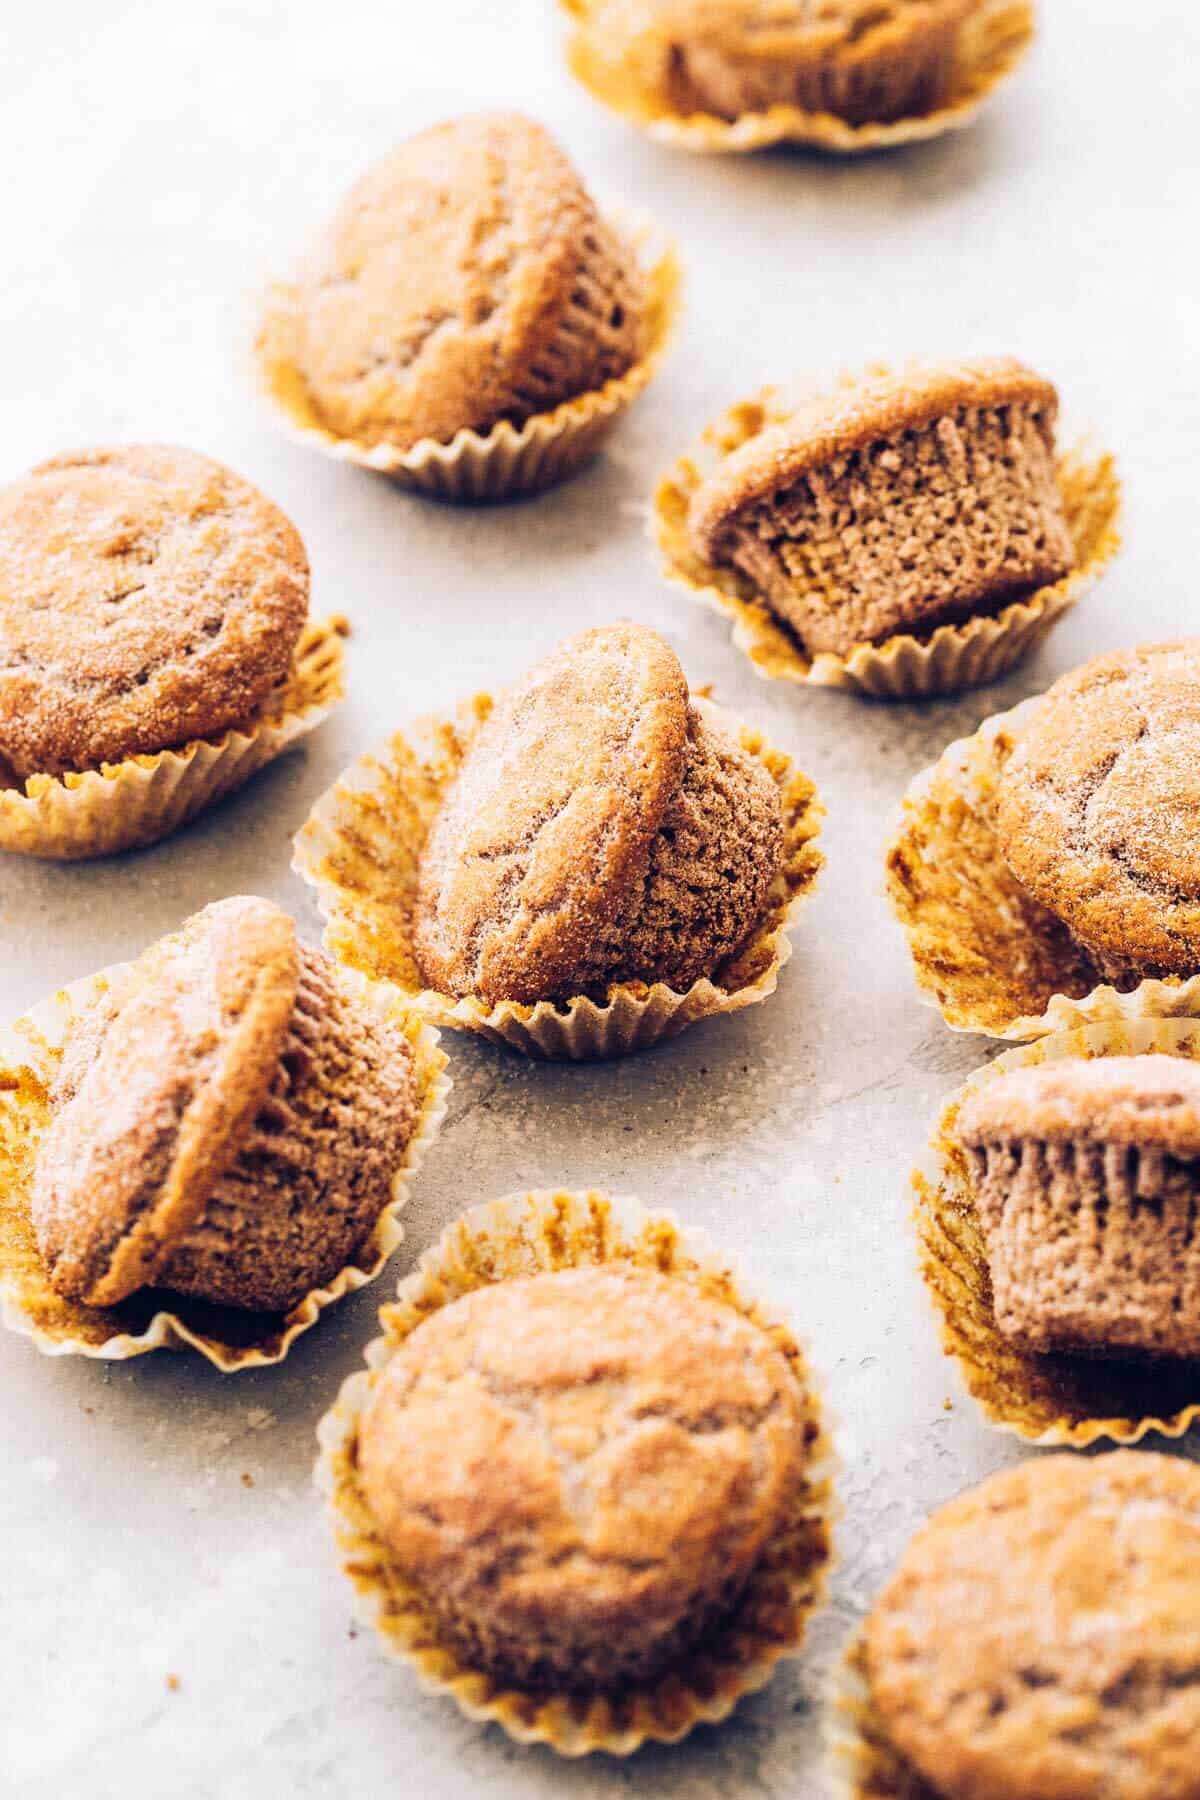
[959,1056,1200,1159]
[0,446,308,779]
[996,643,1200,978]
[600,0,967,53]
[867,1452,1200,1800]
[31,897,299,1307]
[415,622,690,1004]
[359,1265,803,1670]
[688,357,1058,560]
[287,111,642,451]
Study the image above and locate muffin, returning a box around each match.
[414,622,785,1006]
[589,0,972,127]
[686,359,1073,661]
[31,896,418,1314]
[996,642,1200,988]
[958,1055,1200,1360]
[865,1452,1200,1800]
[0,445,309,780]
[358,1263,805,1692]
[277,112,644,455]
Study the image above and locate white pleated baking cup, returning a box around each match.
[561,0,1033,156]
[653,384,1122,698]
[292,694,823,1060]
[0,963,450,1371]
[0,616,347,861]
[315,1187,838,1755]
[913,1014,1200,1449]
[825,1630,934,1800]
[886,698,1200,1039]
[253,216,681,503]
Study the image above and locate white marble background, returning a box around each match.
[2,1,1197,1794]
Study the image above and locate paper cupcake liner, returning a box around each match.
[254,216,681,503]
[886,698,1200,1038]
[913,1015,1200,1447]
[826,1632,934,1800]
[653,385,1121,699]
[315,1187,837,1755]
[0,963,450,1372]
[0,616,347,861]
[561,0,1033,156]
[292,694,823,1060]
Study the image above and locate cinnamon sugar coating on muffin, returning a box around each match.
[959,1056,1200,1358]
[996,642,1200,985]
[414,622,784,1004]
[589,0,972,126]
[0,446,308,779]
[866,1452,1200,1800]
[32,897,417,1313]
[688,358,1072,657]
[358,1265,805,1691]
[283,112,645,452]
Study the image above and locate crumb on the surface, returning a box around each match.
[943,1397,954,1411]
[165,1674,181,1693]
[241,1472,254,1488]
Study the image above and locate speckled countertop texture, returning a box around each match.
[2,2,1197,1794]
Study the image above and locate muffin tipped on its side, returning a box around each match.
[32,896,418,1315]
[958,1054,1200,1360]
[413,621,785,1005]
[687,358,1073,659]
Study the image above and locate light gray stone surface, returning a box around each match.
[2,2,1197,1795]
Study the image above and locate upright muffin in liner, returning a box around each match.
[254,216,681,504]
[912,1015,1200,1446]
[561,0,1033,155]
[0,964,449,1371]
[292,694,823,1060]
[886,700,1200,1038]
[0,616,346,860]
[315,1187,837,1755]
[654,384,1121,699]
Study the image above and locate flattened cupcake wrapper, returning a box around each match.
[886,699,1200,1039]
[825,1632,934,1800]
[0,964,450,1371]
[315,1187,837,1755]
[0,617,347,861]
[653,384,1122,699]
[561,0,1033,156]
[254,215,681,503]
[913,1016,1200,1447]
[292,695,823,1060]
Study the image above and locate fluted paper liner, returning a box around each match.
[0,616,347,861]
[254,217,681,503]
[887,699,1200,1038]
[315,1188,836,1755]
[914,1016,1200,1447]
[827,1632,934,1800]
[562,0,1032,155]
[0,964,450,1371]
[654,386,1121,699]
[293,695,823,1060]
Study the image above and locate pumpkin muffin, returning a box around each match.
[958,1055,1200,1360]
[281,111,645,453]
[590,0,973,127]
[31,896,418,1313]
[0,445,309,780]
[414,622,784,1005]
[687,358,1073,660]
[865,1452,1200,1800]
[996,642,1200,987]
[358,1263,806,1692]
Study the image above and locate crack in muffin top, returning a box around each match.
[31,896,299,1306]
[996,642,1200,977]
[284,111,644,451]
[866,1452,1200,1800]
[414,622,691,1004]
[958,1056,1200,1159]
[0,445,309,778]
